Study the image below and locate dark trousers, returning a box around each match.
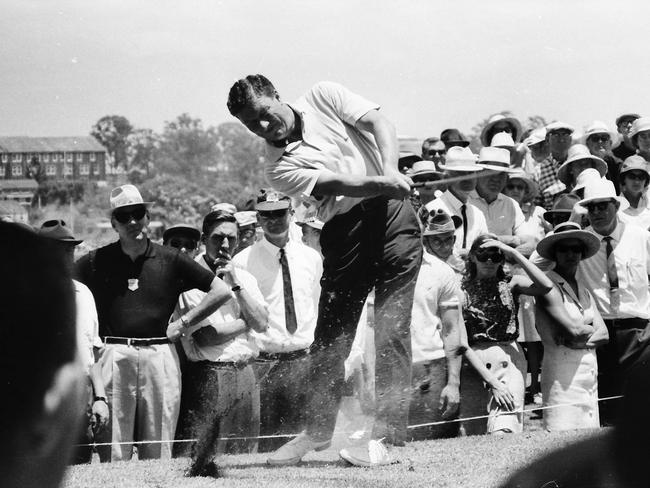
[598,318,650,425]
[173,360,259,458]
[255,354,311,452]
[306,196,422,446]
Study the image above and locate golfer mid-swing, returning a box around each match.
[227,75,422,467]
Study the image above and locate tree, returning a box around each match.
[214,122,266,188]
[156,113,219,180]
[126,128,159,177]
[91,115,133,169]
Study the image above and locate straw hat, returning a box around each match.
[524,128,547,147]
[557,144,607,185]
[476,147,513,172]
[536,221,600,260]
[109,185,153,210]
[543,193,581,224]
[507,169,538,199]
[581,121,617,145]
[408,160,443,181]
[490,132,516,149]
[620,155,650,180]
[629,117,650,146]
[578,178,622,207]
[480,114,522,147]
[616,113,641,127]
[545,121,575,134]
[438,146,481,172]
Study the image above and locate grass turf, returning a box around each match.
[63,428,604,488]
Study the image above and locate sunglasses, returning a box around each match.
[258,209,289,219]
[474,250,504,263]
[168,238,197,251]
[428,150,446,156]
[555,244,583,254]
[113,206,147,224]
[585,201,612,213]
[588,135,611,144]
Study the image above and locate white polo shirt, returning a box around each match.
[410,252,461,363]
[264,81,383,223]
[232,236,322,353]
[425,190,488,251]
[469,191,526,237]
[174,254,262,363]
[577,221,650,320]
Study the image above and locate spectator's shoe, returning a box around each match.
[339,439,393,467]
[266,431,331,466]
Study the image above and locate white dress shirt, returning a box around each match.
[577,221,650,320]
[425,190,488,251]
[619,193,650,231]
[469,191,526,237]
[232,236,323,353]
[410,251,461,363]
[173,253,262,363]
[74,279,102,374]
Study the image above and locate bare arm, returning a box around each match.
[439,306,462,419]
[584,306,609,348]
[536,286,594,342]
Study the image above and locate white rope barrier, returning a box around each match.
[74,394,623,448]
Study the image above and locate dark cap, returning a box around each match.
[440,128,470,148]
[255,188,291,211]
[38,219,82,245]
[163,224,201,243]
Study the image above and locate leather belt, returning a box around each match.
[258,348,310,362]
[103,336,170,346]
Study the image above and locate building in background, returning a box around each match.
[0,136,108,182]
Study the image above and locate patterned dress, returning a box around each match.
[460,276,527,435]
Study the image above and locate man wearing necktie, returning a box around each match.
[232,190,323,454]
[576,178,650,426]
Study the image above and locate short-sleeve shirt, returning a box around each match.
[264,81,383,223]
[173,253,263,363]
[411,252,461,363]
[462,276,519,344]
[76,240,215,338]
[533,155,567,211]
[469,192,526,237]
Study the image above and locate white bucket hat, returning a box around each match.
[573,168,604,193]
[557,144,607,185]
[109,184,153,210]
[476,147,513,172]
[438,146,481,172]
[480,114,522,146]
[578,178,623,207]
[490,132,516,149]
[629,117,650,143]
[620,155,650,180]
[524,127,547,147]
[581,121,617,145]
[545,121,575,134]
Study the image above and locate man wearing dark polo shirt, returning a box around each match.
[76,184,232,462]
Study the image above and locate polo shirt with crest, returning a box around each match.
[76,240,215,338]
[264,81,383,223]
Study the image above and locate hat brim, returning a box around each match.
[255,201,291,211]
[542,209,572,224]
[476,163,514,173]
[438,163,482,172]
[581,130,618,145]
[577,195,623,208]
[536,230,600,260]
[443,141,470,148]
[557,157,607,185]
[508,175,539,198]
[480,117,523,146]
[411,169,443,179]
[163,226,201,242]
[620,166,650,178]
[112,202,153,211]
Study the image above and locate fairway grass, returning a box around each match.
[64,428,604,488]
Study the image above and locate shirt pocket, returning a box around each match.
[625,258,647,287]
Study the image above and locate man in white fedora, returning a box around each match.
[534,121,575,211]
[576,177,650,426]
[76,184,233,461]
[557,144,608,192]
[582,121,622,193]
[408,159,443,212]
[425,146,487,256]
[613,113,641,161]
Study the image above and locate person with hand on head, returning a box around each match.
[583,121,622,193]
[459,234,554,435]
[228,75,422,467]
[533,122,575,210]
[535,222,608,431]
[171,208,268,472]
[557,144,608,194]
[38,219,109,464]
[76,184,233,462]
[613,113,640,161]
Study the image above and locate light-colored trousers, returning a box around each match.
[96,343,181,462]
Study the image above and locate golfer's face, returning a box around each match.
[236,95,292,142]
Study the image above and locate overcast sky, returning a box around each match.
[1,0,647,140]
